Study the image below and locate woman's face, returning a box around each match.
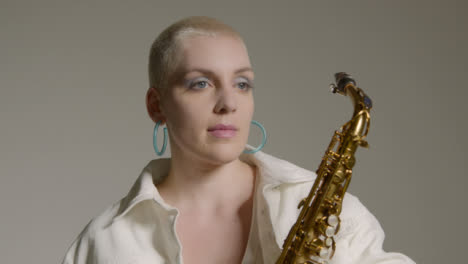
[159,34,255,165]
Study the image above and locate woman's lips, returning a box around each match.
[207,123,238,138]
[209,129,237,138]
[207,124,237,131]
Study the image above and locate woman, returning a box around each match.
[61,16,415,264]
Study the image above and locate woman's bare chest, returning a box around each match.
[176,212,252,264]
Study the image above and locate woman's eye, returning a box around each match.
[187,77,210,90]
[235,78,253,90]
[237,82,250,90]
[193,80,208,89]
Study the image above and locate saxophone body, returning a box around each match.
[276,72,373,264]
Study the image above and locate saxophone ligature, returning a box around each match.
[276,72,373,264]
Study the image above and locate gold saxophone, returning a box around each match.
[276,72,373,264]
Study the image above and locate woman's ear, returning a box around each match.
[145,86,165,124]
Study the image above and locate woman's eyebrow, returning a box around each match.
[183,67,254,76]
[234,67,254,74]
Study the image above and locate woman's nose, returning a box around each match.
[213,83,237,114]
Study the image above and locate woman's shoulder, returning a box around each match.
[65,198,124,245]
[253,150,370,219]
[71,193,167,240]
[61,196,170,263]
[61,199,122,263]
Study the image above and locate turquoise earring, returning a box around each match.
[243,120,267,154]
[153,120,168,156]
[153,120,266,156]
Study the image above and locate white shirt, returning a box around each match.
[61,148,415,264]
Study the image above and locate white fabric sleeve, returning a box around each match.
[60,220,94,264]
[333,195,416,264]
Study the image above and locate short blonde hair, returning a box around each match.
[148,16,242,97]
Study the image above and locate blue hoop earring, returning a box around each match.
[243,120,267,154]
[153,120,168,156]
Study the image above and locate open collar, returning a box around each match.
[112,145,316,223]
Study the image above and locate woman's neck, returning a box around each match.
[156,151,256,214]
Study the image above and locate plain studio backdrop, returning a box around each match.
[1,1,466,263]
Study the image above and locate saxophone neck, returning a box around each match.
[331,72,372,147]
[330,72,372,114]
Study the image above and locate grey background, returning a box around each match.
[1,1,466,263]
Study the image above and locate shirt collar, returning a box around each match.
[112,145,316,222]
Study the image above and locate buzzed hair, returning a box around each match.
[148,16,243,97]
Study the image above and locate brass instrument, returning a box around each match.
[276,72,373,264]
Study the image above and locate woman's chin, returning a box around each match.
[203,143,245,164]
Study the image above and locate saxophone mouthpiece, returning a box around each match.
[333,72,356,95]
[330,83,339,93]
